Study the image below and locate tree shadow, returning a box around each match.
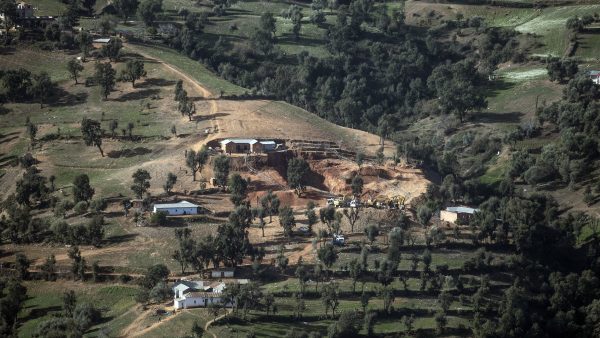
[0,46,16,55]
[137,78,177,88]
[20,305,62,322]
[475,111,524,124]
[104,233,138,244]
[47,88,89,107]
[191,112,230,122]
[0,105,10,115]
[106,147,152,158]
[113,88,160,102]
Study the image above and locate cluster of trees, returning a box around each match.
[174,80,197,121]
[164,1,521,137]
[507,74,600,188]
[0,68,56,106]
[34,290,102,337]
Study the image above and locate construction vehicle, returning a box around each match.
[332,234,345,246]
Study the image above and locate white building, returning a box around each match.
[172,280,231,310]
[211,268,235,278]
[440,206,479,224]
[220,138,277,154]
[590,70,600,85]
[153,200,199,215]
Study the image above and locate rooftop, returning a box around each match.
[260,141,276,145]
[590,70,600,76]
[93,38,111,43]
[154,200,199,209]
[220,138,258,145]
[445,206,479,214]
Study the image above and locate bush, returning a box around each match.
[119,274,132,284]
[89,198,107,213]
[54,199,74,218]
[149,211,168,226]
[74,201,89,215]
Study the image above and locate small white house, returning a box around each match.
[172,280,232,309]
[153,201,199,215]
[211,268,235,278]
[259,140,276,152]
[440,206,479,224]
[590,70,600,85]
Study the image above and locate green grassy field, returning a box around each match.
[18,281,138,338]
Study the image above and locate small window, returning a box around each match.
[194,300,196,304]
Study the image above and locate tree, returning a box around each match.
[422,248,432,272]
[131,169,151,198]
[41,254,57,281]
[15,253,30,280]
[163,172,177,194]
[81,118,104,156]
[348,258,363,293]
[351,175,363,196]
[289,5,304,40]
[276,245,289,272]
[0,0,17,45]
[355,152,364,168]
[260,12,276,37]
[101,37,123,62]
[95,62,116,100]
[435,310,447,334]
[127,122,134,139]
[109,120,118,137]
[67,59,84,84]
[121,59,146,87]
[27,123,37,147]
[138,0,162,26]
[279,206,296,237]
[336,311,359,336]
[73,174,95,203]
[143,264,170,289]
[261,190,280,222]
[76,30,93,61]
[380,286,395,313]
[213,155,230,188]
[343,206,361,233]
[317,243,338,274]
[191,321,204,338]
[287,157,309,195]
[29,72,53,108]
[92,261,100,282]
[82,0,96,16]
[172,228,195,275]
[150,281,173,302]
[320,283,339,318]
[417,205,432,226]
[186,146,209,181]
[364,225,379,245]
[62,290,77,317]
[228,173,248,206]
[68,246,86,280]
[305,204,317,233]
[114,0,139,22]
[364,311,376,336]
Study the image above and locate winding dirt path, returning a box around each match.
[124,43,221,140]
[204,309,232,338]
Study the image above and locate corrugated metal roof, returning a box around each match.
[590,70,600,76]
[446,206,478,214]
[220,139,258,145]
[260,141,276,145]
[154,200,199,209]
[184,291,221,298]
[93,38,111,43]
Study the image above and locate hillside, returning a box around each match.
[2,0,600,338]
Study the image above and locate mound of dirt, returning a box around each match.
[309,159,430,203]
